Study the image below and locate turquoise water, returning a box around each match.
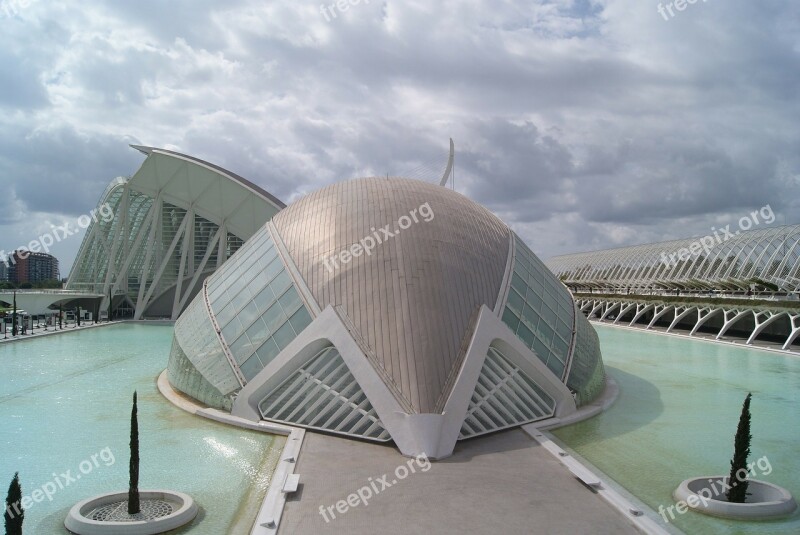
[554,325,800,535]
[0,324,285,534]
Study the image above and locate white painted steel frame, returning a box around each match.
[548,226,800,293]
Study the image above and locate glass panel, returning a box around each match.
[269,270,291,295]
[543,289,558,312]
[214,302,236,328]
[511,272,526,294]
[548,357,565,379]
[288,307,312,334]
[540,304,558,327]
[248,269,273,294]
[502,308,520,332]
[536,320,555,346]
[240,355,265,381]
[524,286,543,307]
[246,318,270,349]
[228,286,252,313]
[278,287,302,315]
[552,335,570,359]
[230,334,255,364]
[531,337,549,364]
[262,257,283,283]
[252,285,275,312]
[258,245,278,268]
[507,289,524,314]
[221,316,242,342]
[237,301,260,332]
[256,338,281,367]
[263,302,287,334]
[272,321,296,350]
[521,303,539,330]
[517,322,535,348]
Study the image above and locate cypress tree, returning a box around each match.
[128,391,140,515]
[726,393,752,503]
[4,472,24,535]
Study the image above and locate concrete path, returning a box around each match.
[278,428,643,534]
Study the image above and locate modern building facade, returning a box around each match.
[168,177,605,459]
[547,225,800,294]
[7,251,60,284]
[67,146,285,319]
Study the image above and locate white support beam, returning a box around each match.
[690,308,722,336]
[716,309,752,340]
[666,306,696,333]
[629,303,654,326]
[138,211,190,318]
[613,303,637,324]
[747,311,787,345]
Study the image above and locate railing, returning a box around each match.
[0,289,105,296]
[569,288,799,302]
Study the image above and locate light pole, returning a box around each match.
[11,289,17,337]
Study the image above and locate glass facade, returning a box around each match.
[169,225,315,407]
[502,234,575,379]
[565,312,606,407]
[205,227,313,382]
[167,338,235,411]
[68,180,247,318]
[67,148,283,320]
[168,294,241,410]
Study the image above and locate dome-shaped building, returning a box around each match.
[167,177,605,458]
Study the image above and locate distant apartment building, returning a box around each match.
[0,259,6,282]
[7,251,60,284]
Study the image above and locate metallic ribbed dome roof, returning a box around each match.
[272,178,510,413]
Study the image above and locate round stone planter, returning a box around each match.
[65,490,198,535]
[674,476,797,521]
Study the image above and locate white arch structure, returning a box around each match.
[547,225,800,293]
[66,146,284,320]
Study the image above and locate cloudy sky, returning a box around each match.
[1,0,798,275]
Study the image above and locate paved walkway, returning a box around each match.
[279,428,643,535]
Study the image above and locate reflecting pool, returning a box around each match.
[554,325,800,535]
[0,324,285,534]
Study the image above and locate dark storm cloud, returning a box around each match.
[0,126,143,215]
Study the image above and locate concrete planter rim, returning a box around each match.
[65,490,198,535]
[674,476,797,521]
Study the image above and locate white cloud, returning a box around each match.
[0,0,798,275]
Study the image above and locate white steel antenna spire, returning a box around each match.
[439,138,455,187]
